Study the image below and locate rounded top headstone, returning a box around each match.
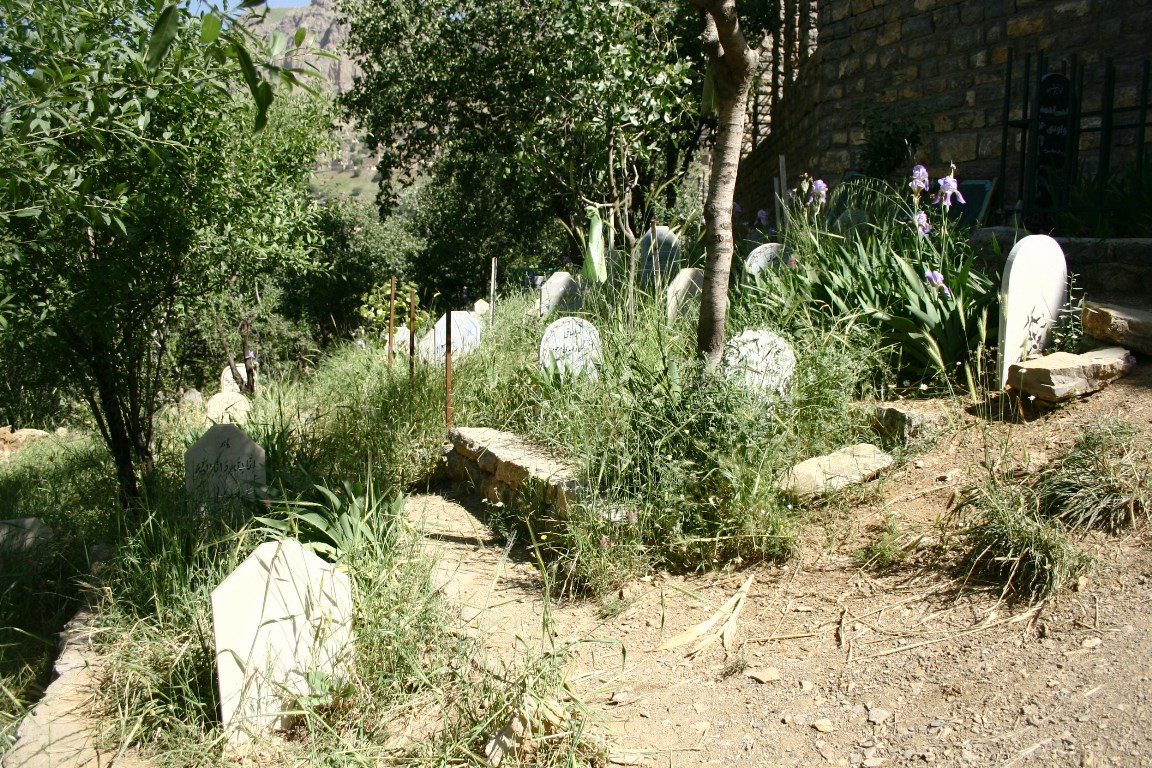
[722,329,797,397]
[638,226,681,285]
[539,317,603,380]
[417,311,483,363]
[745,243,784,279]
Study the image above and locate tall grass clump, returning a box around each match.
[1035,419,1151,531]
[954,474,1092,600]
[447,280,886,592]
[746,172,997,393]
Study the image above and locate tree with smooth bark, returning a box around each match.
[690,0,759,366]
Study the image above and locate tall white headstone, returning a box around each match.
[996,235,1068,388]
[204,392,251,426]
[722,329,797,397]
[666,267,704,322]
[417,311,483,363]
[638,226,681,285]
[185,423,266,499]
[211,540,353,745]
[539,271,583,316]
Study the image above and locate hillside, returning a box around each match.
[253,0,356,94]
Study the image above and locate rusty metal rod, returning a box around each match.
[387,276,396,367]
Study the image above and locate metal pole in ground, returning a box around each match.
[387,276,396,367]
[444,309,453,434]
[408,288,416,381]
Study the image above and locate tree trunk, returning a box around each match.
[691,1,758,366]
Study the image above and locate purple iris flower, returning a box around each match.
[756,209,769,227]
[808,179,828,206]
[914,210,932,235]
[909,165,930,196]
[924,268,952,297]
[934,168,966,208]
[733,202,743,216]
[355,338,366,349]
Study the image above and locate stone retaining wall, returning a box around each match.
[973,230,1152,296]
[443,427,580,526]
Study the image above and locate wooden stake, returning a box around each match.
[445,310,453,434]
[387,276,396,367]
[408,288,416,381]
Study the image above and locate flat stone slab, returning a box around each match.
[779,444,894,499]
[1008,347,1135,402]
[1083,302,1152,356]
[0,517,53,556]
[447,428,580,518]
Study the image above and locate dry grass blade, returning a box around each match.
[653,575,754,654]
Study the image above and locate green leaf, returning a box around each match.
[144,3,181,70]
[200,13,222,45]
[293,26,307,47]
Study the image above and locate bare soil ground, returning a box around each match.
[410,362,1152,768]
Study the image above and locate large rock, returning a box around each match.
[1008,347,1135,402]
[0,517,53,557]
[779,444,894,499]
[0,427,51,461]
[1083,302,1152,356]
[872,404,946,443]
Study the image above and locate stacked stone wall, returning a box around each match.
[738,0,1152,219]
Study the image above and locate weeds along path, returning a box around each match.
[410,363,1152,767]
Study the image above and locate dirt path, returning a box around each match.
[410,367,1152,767]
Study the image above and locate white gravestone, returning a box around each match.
[638,226,681,285]
[211,539,353,745]
[417,311,483,363]
[745,243,783,280]
[185,423,266,499]
[666,267,704,322]
[722,329,797,397]
[205,391,252,426]
[996,235,1068,388]
[539,271,583,316]
[381,325,411,353]
[539,317,602,380]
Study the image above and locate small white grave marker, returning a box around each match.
[638,226,681,285]
[185,423,266,499]
[539,271,583,316]
[745,243,783,280]
[539,317,602,380]
[722,329,797,397]
[212,539,353,745]
[666,267,704,322]
[417,311,483,363]
[996,235,1068,388]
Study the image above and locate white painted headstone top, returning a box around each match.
[539,271,583,316]
[722,329,797,397]
[185,423,266,499]
[996,234,1068,388]
[539,317,603,380]
[745,243,783,279]
[211,539,353,745]
[417,311,483,363]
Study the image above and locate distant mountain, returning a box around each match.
[253,0,357,93]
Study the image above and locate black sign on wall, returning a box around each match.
[1035,72,1072,208]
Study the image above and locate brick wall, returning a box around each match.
[737,0,1152,219]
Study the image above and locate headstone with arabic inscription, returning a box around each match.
[539,317,602,380]
[185,423,266,500]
